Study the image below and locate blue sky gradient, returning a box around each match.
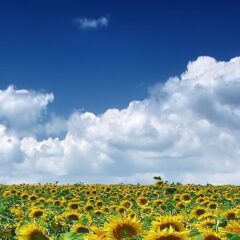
[1,1,240,184]
[1,0,240,115]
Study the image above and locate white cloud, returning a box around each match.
[2,56,240,184]
[0,124,22,163]
[75,16,109,30]
[0,85,53,136]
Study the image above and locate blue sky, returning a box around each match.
[1,1,240,184]
[1,0,240,115]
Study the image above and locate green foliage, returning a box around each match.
[226,233,240,240]
[59,232,85,240]
[165,187,177,194]
[188,229,204,240]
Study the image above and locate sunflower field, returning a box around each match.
[0,180,240,240]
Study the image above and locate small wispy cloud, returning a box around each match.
[74,16,109,30]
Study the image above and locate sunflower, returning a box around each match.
[116,206,126,214]
[63,211,81,221]
[29,195,37,201]
[174,194,181,201]
[154,199,163,207]
[199,213,216,221]
[145,227,189,240]
[102,206,110,213]
[208,202,218,210]
[152,215,185,232]
[37,197,46,204]
[51,221,66,233]
[137,196,148,206]
[53,200,62,206]
[141,206,153,214]
[21,193,29,200]
[196,197,206,203]
[85,226,106,240]
[3,190,11,197]
[0,224,13,238]
[71,223,89,233]
[17,223,51,240]
[201,229,223,240]
[11,189,17,194]
[50,188,56,194]
[223,221,240,234]
[120,200,132,209]
[96,200,104,208]
[85,233,106,240]
[85,203,94,212]
[127,210,138,219]
[92,226,106,235]
[94,209,103,216]
[180,194,191,202]
[191,207,207,218]
[176,202,185,210]
[104,214,143,239]
[197,219,216,229]
[68,201,79,210]
[224,209,237,220]
[29,208,45,218]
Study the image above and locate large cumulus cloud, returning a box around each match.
[1,56,240,184]
[0,85,53,136]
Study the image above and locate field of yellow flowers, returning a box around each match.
[0,180,240,240]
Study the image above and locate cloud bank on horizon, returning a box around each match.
[1,56,240,185]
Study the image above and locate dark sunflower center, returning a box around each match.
[227,213,235,219]
[124,203,131,208]
[30,230,49,240]
[196,209,205,215]
[140,199,147,204]
[33,211,43,217]
[67,214,79,221]
[70,204,78,209]
[209,204,217,209]
[54,201,61,206]
[119,208,125,213]
[76,227,89,233]
[114,224,137,239]
[157,235,181,240]
[183,195,190,200]
[22,194,28,199]
[159,223,180,232]
[86,206,93,211]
